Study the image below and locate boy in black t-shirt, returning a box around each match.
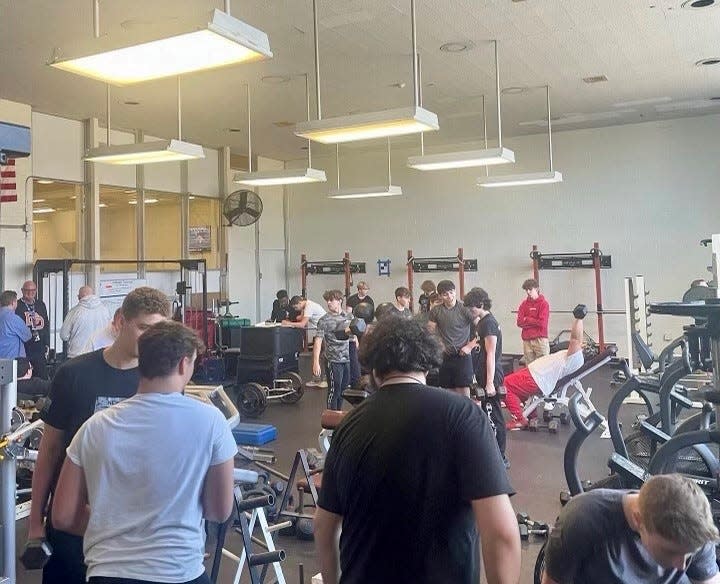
[464,288,508,467]
[314,317,520,584]
[28,287,171,584]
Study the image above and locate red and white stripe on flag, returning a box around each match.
[0,158,17,203]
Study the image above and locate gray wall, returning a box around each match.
[286,114,720,355]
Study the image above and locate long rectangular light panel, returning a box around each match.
[477,171,563,188]
[51,10,272,85]
[328,185,403,199]
[408,147,515,170]
[85,140,205,165]
[295,107,439,144]
[234,167,327,186]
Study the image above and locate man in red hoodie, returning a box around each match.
[516,278,550,364]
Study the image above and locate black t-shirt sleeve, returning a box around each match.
[452,399,514,501]
[544,490,622,583]
[479,317,500,339]
[40,363,76,431]
[317,438,342,514]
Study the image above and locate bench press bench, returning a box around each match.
[522,346,618,430]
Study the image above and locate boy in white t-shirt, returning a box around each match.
[504,305,587,431]
[284,295,328,387]
[52,321,237,584]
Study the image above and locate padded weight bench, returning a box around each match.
[521,346,618,425]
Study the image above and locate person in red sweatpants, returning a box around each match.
[505,307,586,430]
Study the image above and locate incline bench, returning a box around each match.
[522,346,618,426]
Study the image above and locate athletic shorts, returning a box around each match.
[438,353,474,388]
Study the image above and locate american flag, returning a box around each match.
[0,159,17,203]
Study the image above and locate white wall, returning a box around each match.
[31,112,84,182]
[287,114,720,355]
[226,156,288,322]
[0,99,33,286]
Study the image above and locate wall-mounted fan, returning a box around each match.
[223,190,263,227]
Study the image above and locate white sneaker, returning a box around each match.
[318,381,328,388]
[306,378,323,388]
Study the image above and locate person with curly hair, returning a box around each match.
[314,317,520,584]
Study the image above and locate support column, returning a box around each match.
[134,130,145,279]
[218,147,231,300]
[180,160,189,258]
[82,118,101,289]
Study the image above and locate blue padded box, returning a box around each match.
[233,423,277,446]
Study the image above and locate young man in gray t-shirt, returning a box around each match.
[543,474,720,584]
[313,290,353,410]
[428,280,478,397]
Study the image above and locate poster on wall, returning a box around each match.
[189,226,212,252]
[99,278,148,313]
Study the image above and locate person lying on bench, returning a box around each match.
[542,474,720,584]
[504,304,587,431]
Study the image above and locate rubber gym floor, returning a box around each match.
[16,359,630,584]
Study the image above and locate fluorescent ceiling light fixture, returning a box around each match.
[295,106,438,144]
[408,147,514,170]
[33,199,46,204]
[36,180,54,185]
[478,171,562,188]
[408,40,514,172]
[50,10,272,85]
[85,139,205,165]
[479,85,563,189]
[128,198,159,205]
[328,185,403,199]
[234,167,327,186]
[99,203,108,208]
[33,207,56,214]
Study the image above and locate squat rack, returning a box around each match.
[300,252,366,300]
[406,248,478,311]
[33,258,209,350]
[529,242,613,350]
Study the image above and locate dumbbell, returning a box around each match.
[20,538,52,570]
[519,523,548,540]
[333,318,367,341]
[516,512,548,531]
[573,304,588,320]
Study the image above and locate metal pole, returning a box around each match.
[411,0,419,109]
[458,247,465,299]
[246,85,252,173]
[593,242,606,350]
[482,94,488,176]
[407,249,414,312]
[417,53,424,155]
[304,73,312,167]
[312,0,322,120]
[546,85,553,172]
[493,40,502,149]
[301,254,307,298]
[344,251,351,299]
[106,84,110,146]
[336,145,340,189]
[224,0,231,15]
[177,76,182,141]
[0,359,17,583]
[532,244,539,282]
[93,0,100,38]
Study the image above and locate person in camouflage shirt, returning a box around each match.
[313,290,353,411]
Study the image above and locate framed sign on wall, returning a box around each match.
[189,226,212,252]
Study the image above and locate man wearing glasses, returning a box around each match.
[16,280,50,379]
